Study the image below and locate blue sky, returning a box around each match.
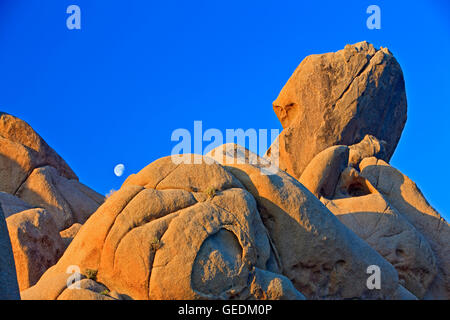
[0,1,449,219]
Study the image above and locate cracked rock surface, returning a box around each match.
[0,112,104,231]
[0,112,105,297]
[2,42,448,301]
[22,155,306,300]
[266,41,407,180]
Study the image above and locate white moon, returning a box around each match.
[114,164,125,177]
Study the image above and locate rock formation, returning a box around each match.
[0,113,105,231]
[266,41,407,180]
[0,206,20,299]
[60,223,82,249]
[0,112,104,295]
[359,158,450,299]
[322,193,437,298]
[206,144,407,299]
[16,165,104,230]
[22,155,306,300]
[6,208,65,291]
[294,141,448,299]
[0,192,33,218]
[0,112,77,192]
[2,42,449,300]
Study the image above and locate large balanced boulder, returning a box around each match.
[22,155,305,300]
[6,208,65,291]
[0,206,20,300]
[0,113,105,230]
[266,42,407,179]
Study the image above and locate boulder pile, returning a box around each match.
[0,42,448,300]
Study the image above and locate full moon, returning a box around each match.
[114,164,125,177]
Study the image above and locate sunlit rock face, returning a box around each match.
[3,42,449,301]
[0,111,105,298]
[0,112,104,231]
[0,206,20,300]
[266,41,407,180]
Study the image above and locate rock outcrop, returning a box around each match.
[0,112,77,192]
[289,136,448,299]
[207,144,406,299]
[16,165,105,230]
[298,145,349,199]
[21,270,121,300]
[359,158,450,299]
[60,223,82,249]
[3,42,449,301]
[0,112,105,296]
[0,112,104,231]
[348,134,387,168]
[22,155,306,300]
[0,192,32,218]
[266,41,407,180]
[323,194,437,298]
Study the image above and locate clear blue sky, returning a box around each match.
[0,1,449,219]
